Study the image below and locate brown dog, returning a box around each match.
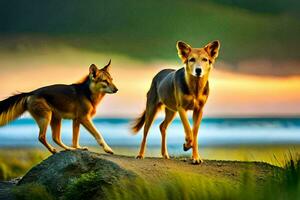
[0,60,118,154]
[132,41,220,164]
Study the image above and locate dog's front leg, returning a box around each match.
[72,119,88,150]
[80,117,114,154]
[192,108,203,164]
[178,107,193,151]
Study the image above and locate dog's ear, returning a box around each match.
[89,64,99,79]
[176,41,192,63]
[102,59,111,72]
[204,40,220,60]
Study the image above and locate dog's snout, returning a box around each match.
[113,88,118,93]
[195,68,202,76]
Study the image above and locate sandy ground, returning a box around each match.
[101,154,279,184]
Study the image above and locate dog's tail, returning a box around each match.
[0,93,29,126]
[131,110,146,134]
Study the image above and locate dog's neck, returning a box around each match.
[89,93,105,111]
[78,75,106,108]
[184,69,209,99]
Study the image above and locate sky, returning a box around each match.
[0,0,299,117]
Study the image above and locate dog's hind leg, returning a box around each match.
[136,102,161,159]
[159,108,176,159]
[136,81,161,159]
[28,98,57,154]
[51,114,75,151]
[37,117,57,154]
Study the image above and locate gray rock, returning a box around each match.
[17,150,136,199]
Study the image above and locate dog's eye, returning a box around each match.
[189,58,195,62]
[202,58,208,62]
[102,80,109,85]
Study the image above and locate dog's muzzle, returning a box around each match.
[113,88,118,93]
[195,68,202,77]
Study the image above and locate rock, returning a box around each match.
[17,150,136,199]
[0,181,16,200]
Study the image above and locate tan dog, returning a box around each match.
[132,41,220,164]
[0,60,118,154]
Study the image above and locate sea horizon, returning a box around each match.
[0,116,300,147]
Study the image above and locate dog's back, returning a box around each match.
[28,84,91,119]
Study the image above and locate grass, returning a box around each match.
[102,173,238,200]
[13,183,54,200]
[0,148,49,180]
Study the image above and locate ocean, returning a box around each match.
[1,117,300,147]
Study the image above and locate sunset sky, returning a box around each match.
[0,46,299,117]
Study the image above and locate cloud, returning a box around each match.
[218,60,300,77]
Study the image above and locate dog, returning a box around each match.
[0,60,118,154]
[132,41,220,164]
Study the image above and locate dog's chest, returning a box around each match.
[181,84,209,110]
[181,95,206,110]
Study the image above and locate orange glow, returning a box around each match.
[206,70,300,116]
[0,48,299,117]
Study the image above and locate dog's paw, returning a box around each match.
[192,158,203,165]
[77,146,89,151]
[162,154,170,159]
[136,155,144,159]
[183,143,192,151]
[65,147,76,151]
[51,148,58,154]
[104,146,114,154]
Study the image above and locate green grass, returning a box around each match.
[102,173,237,200]
[13,183,54,200]
[0,148,49,180]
